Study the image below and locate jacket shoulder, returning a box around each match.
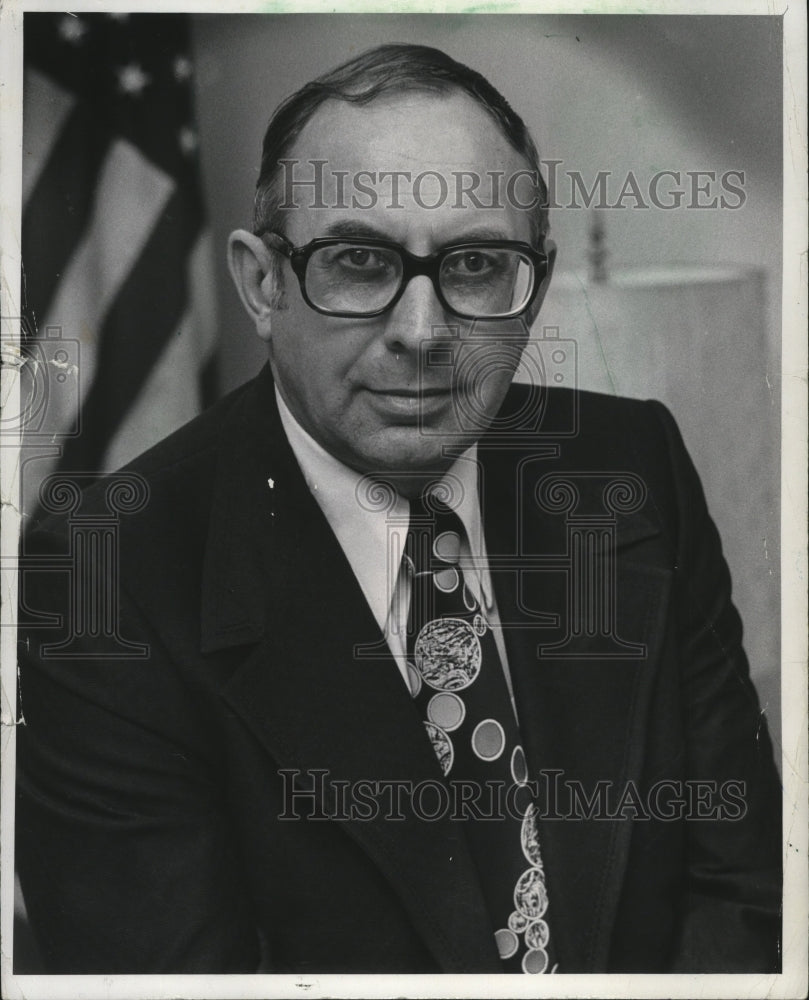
[504,381,676,456]
[27,376,259,536]
[498,382,689,538]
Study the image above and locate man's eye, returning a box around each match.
[459,252,489,273]
[346,248,373,266]
[337,247,391,270]
[445,251,499,277]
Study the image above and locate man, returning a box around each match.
[16,44,781,975]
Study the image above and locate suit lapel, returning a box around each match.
[480,434,671,972]
[202,370,500,973]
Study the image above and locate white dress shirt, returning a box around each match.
[276,388,514,706]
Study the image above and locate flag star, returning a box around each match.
[58,15,88,45]
[173,56,193,82]
[118,63,150,96]
[179,126,199,155]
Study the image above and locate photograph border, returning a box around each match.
[1,2,806,998]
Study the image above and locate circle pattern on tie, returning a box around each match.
[522,947,549,975]
[427,692,465,731]
[508,909,529,933]
[472,719,505,761]
[525,919,550,950]
[521,805,544,868]
[433,530,461,563]
[511,745,528,786]
[496,806,554,973]
[514,867,548,919]
[415,618,481,690]
[434,566,460,593]
[406,661,422,697]
[495,928,519,960]
[423,722,453,775]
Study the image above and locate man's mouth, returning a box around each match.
[363,385,454,419]
[368,387,451,397]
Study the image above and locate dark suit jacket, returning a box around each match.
[16,367,781,974]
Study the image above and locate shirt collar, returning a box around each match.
[275,388,491,631]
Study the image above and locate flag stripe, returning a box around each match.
[185,230,218,359]
[22,68,75,204]
[21,102,111,333]
[102,309,200,472]
[56,184,204,472]
[102,231,219,471]
[41,138,174,394]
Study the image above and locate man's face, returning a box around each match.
[264,91,540,486]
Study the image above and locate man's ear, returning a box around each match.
[227,230,278,343]
[525,239,556,328]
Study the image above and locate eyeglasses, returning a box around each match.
[261,232,550,319]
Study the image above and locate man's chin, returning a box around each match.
[351,426,473,495]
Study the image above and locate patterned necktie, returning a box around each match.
[404,490,557,974]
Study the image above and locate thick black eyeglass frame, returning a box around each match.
[261,231,550,319]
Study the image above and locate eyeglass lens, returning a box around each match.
[304,243,535,316]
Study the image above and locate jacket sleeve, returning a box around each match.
[648,400,782,973]
[15,530,261,974]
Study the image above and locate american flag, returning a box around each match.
[21,11,217,517]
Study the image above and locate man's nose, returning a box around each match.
[381,274,449,354]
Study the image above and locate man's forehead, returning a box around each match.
[278,90,536,245]
[292,90,516,170]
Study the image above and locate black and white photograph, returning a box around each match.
[0,2,806,998]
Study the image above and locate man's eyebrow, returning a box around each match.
[319,221,520,244]
[321,220,391,240]
[449,226,516,242]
